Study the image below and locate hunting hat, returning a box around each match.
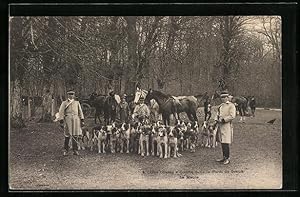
[67,90,75,95]
[220,90,229,97]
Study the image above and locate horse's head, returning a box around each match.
[144,89,155,105]
[134,87,148,104]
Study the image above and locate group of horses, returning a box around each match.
[88,87,253,126]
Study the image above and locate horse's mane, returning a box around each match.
[151,90,170,99]
[194,92,208,99]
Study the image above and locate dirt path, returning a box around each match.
[9,109,282,190]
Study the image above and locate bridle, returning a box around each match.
[134,88,148,104]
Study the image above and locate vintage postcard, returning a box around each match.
[9,4,286,190]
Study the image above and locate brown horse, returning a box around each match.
[144,90,207,125]
[172,93,208,121]
[144,90,177,126]
[88,92,106,124]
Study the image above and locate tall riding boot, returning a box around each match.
[63,137,70,155]
[72,136,79,155]
[222,143,230,165]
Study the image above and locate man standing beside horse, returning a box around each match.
[119,94,130,123]
[58,90,85,156]
[214,90,236,165]
[132,96,150,124]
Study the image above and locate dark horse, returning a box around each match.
[88,92,106,124]
[103,94,118,125]
[89,92,135,125]
[211,91,249,121]
[144,89,177,126]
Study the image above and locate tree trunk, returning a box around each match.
[38,91,53,122]
[10,79,25,128]
[124,16,139,95]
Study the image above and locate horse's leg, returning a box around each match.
[155,112,158,122]
[207,112,211,121]
[186,112,194,122]
[162,114,167,126]
[94,111,97,124]
[191,110,198,122]
[97,110,102,124]
[238,107,243,122]
[241,105,246,121]
[252,107,256,117]
[173,112,179,122]
[104,113,108,125]
[243,107,247,121]
[167,114,172,126]
[112,111,116,123]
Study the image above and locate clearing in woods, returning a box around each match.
[9,109,282,190]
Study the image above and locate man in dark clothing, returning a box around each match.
[204,98,212,121]
[119,94,130,123]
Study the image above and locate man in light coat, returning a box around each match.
[214,90,236,165]
[132,97,150,123]
[58,90,85,156]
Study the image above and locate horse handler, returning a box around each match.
[214,90,236,165]
[132,96,150,124]
[58,90,85,156]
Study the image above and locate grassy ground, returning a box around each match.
[9,108,282,190]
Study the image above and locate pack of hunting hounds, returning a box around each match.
[77,120,218,158]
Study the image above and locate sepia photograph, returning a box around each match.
[9,14,283,190]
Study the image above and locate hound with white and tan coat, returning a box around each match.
[139,125,151,156]
[157,127,168,158]
[120,123,131,153]
[201,121,218,148]
[167,126,179,158]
